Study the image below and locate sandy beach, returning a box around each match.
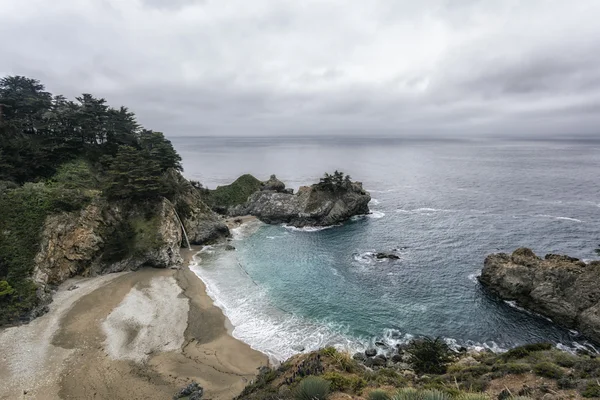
[0,241,268,400]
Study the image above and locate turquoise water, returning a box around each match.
[177,136,600,361]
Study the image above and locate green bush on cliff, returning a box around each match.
[0,183,54,323]
[294,376,330,400]
[205,174,262,211]
[406,337,452,374]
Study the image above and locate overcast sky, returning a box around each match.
[2,0,600,137]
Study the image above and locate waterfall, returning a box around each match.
[173,208,192,250]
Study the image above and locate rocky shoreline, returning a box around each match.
[479,248,600,346]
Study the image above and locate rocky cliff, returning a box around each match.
[28,173,229,320]
[169,171,230,244]
[229,176,371,227]
[479,248,600,344]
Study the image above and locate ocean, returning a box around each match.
[172,136,600,362]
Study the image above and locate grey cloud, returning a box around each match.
[1,0,599,137]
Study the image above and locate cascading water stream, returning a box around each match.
[173,208,192,250]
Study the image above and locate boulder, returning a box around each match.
[225,245,236,251]
[479,248,600,344]
[365,348,377,357]
[372,355,387,367]
[353,352,367,362]
[391,354,404,363]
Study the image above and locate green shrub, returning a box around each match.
[574,358,600,378]
[371,368,406,386]
[582,381,600,398]
[392,388,423,400]
[557,376,577,389]
[491,363,531,375]
[206,174,262,211]
[406,337,452,374]
[533,362,564,379]
[552,351,577,368]
[455,394,491,400]
[420,390,450,400]
[321,372,366,393]
[49,159,97,190]
[321,346,337,357]
[294,376,330,400]
[501,343,553,360]
[368,389,392,400]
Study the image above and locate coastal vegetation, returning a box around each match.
[0,75,185,324]
[203,173,263,212]
[237,339,600,399]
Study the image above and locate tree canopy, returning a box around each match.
[0,75,182,197]
[0,75,185,324]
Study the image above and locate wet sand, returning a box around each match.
[0,246,268,400]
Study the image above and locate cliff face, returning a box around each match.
[33,198,182,290]
[230,179,371,227]
[169,172,230,244]
[29,174,229,319]
[479,248,600,344]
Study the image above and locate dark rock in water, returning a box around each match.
[375,252,400,260]
[391,354,403,363]
[262,174,286,192]
[375,341,387,348]
[365,348,377,357]
[282,188,294,194]
[353,352,367,362]
[292,345,305,352]
[480,247,600,345]
[229,177,370,227]
[225,244,236,251]
[174,382,203,399]
[67,285,79,291]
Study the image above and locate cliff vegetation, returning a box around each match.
[0,76,200,324]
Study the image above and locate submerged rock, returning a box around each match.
[375,252,400,260]
[230,176,371,227]
[479,247,600,344]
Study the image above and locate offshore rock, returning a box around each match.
[479,248,600,344]
[230,178,370,227]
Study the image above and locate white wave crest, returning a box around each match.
[369,199,380,205]
[283,224,338,232]
[396,208,455,215]
[351,211,385,221]
[190,252,359,363]
[468,273,481,283]
[537,214,583,223]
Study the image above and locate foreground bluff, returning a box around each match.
[227,175,371,227]
[479,248,600,344]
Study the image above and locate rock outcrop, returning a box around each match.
[230,178,371,227]
[33,198,183,286]
[261,174,286,192]
[169,171,230,244]
[31,172,229,318]
[479,248,600,344]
